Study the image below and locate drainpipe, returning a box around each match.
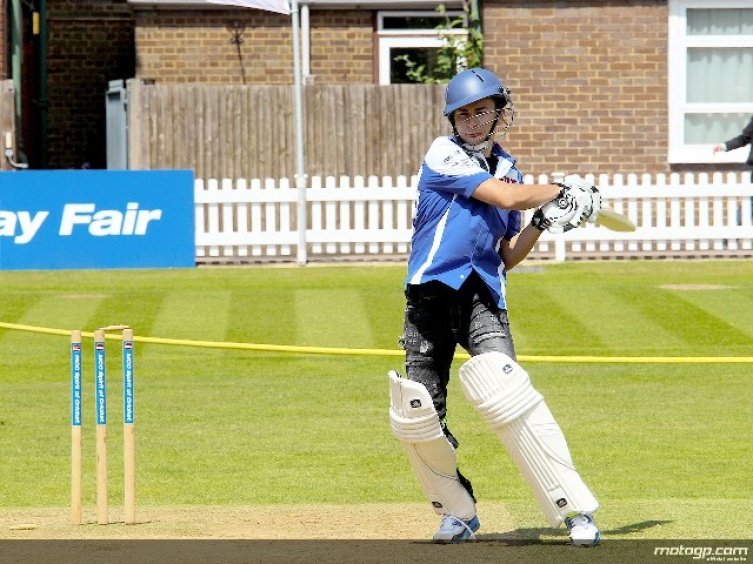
[301,2,310,81]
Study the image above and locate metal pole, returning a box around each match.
[292,0,307,265]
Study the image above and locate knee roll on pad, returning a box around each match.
[389,371,476,519]
[459,352,598,527]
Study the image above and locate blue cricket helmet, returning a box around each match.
[443,68,512,117]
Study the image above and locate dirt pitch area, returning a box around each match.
[2,503,492,540]
[0,503,597,564]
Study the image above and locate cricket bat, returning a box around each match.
[594,207,636,232]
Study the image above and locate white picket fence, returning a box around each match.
[194,172,753,263]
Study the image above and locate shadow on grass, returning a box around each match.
[475,519,673,543]
[605,519,674,536]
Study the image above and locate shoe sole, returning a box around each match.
[433,517,480,544]
[571,533,601,547]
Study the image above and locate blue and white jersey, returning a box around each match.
[406,136,523,309]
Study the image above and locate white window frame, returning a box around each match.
[668,0,753,163]
[377,10,466,85]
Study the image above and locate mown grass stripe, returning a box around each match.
[661,286,753,340]
[547,282,685,354]
[623,285,753,355]
[508,285,604,356]
[295,289,374,348]
[226,289,295,346]
[0,294,104,380]
[150,291,232,341]
[23,293,105,327]
[0,293,104,350]
[507,285,563,355]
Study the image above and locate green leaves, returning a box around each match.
[395,1,484,85]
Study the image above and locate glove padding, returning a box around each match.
[531,193,582,233]
[532,177,601,233]
[561,175,602,224]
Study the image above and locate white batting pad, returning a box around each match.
[389,371,476,519]
[459,352,598,526]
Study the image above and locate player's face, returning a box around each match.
[453,98,499,144]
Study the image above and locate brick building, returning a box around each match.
[2,0,134,169]
[2,0,752,176]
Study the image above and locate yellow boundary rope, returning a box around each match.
[1,320,752,363]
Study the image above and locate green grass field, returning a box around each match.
[0,260,751,544]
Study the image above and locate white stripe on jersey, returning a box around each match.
[410,195,457,285]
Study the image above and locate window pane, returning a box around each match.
[687,9,753,35]
[685,113,752,144]
[390,47,440,84]
[687,47,753,103]
[382,16,447,30]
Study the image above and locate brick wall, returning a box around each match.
[483,0,669,177]
[38,0,730,177]
[134,8,373,85]
[308,11,373,84]
[132,1,680,176]
[135,10,289,84]
[47,0,134,168]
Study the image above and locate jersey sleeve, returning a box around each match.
[420,137,491,198]
[724,117,753,151]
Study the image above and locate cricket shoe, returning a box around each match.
[565,513,601,547]
[432,514,480,544]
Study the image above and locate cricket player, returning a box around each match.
[713,115,753,221]
[713,115,753,179]
[389,68,602,546]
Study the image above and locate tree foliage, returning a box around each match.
[395,0,483,84]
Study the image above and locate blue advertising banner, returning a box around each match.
[0,170,195,270]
